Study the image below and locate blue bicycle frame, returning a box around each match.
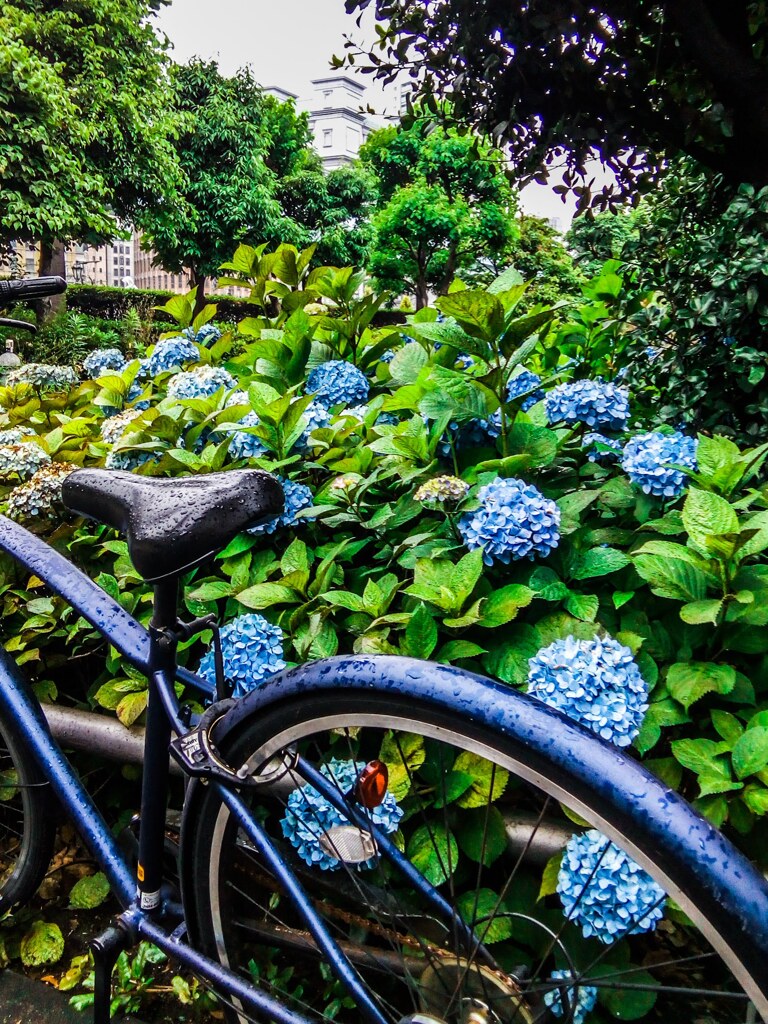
[1,512,768,1020]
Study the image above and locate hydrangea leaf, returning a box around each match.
[742,784,768,815]
[454,752,509,807]
[437,640,487,662]
[667,662,736,710]
[456,889,513,942]
[188,580,233,603]
[436,290,505,341]
[379,731,426,801]
[538,850,563,901]
[564,592,599,622]
[679,598,723,625]
[482,624,542,685]
[478,584,533,628]
[671,738,732,775]
[632,552,709,602]
[20,920,65,967]
[406,823,459,886]
[236,583,300,610]
[598,967,657,1019]
[403,603,438,659]
[116,690,148,728]
[683,487,739,540]
[732,727,768,779]
[571,547,630,580]
[389,343,428,387]
[69,872,110,910]
[456,806,508,866]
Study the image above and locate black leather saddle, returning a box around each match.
[62,469,284,582]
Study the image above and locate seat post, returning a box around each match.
[135,578,179,914]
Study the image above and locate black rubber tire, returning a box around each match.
[0,717,55,913]
[181,690,768,1024]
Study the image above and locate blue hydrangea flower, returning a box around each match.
[182,324,222,346]
[105,449,156,471]
[544,970,597,1024]
[83,348,127,379]
[100,408,143,445]
[6,462,75,521]
[558,830,666,944]
[435,411,502,458]
[226,411,267,460]
[166,366,235,400]
[0,427,35,445]
[458,476,560,565]
[281,759,403,872]
[456,353,474,370]
[7,364,79,391]
[197,613,285,699]
[295,401,332,451]
[147,337,199,376]
[248,478,313,535]
[583,432,622,464]
[507,371,545,411]
[380,349,396,364]
[644,345,660,360]
[0,442,50,480]
[306,360,370,408]
[545,379,629,431]
[621,431,698,499]
[527,635,648,747]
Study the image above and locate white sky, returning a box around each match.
[153,0,578,227]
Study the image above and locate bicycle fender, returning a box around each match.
[182,654,768,1013]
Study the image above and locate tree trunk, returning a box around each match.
[189,266,208,319]
[35,240,67,325]
[415,276,430,310]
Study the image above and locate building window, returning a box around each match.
[346,127,361,152]
[323,129,333,148]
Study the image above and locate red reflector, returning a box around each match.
[355,760,389,809]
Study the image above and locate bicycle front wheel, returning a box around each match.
[181,684,768,1024]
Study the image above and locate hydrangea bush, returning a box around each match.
[0,246,766,1018]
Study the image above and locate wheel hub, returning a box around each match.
[418,956,534,1024]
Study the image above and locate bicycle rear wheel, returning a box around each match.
[0,715,55,913]
[181,687,768,1024]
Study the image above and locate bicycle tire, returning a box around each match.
[0,713,55,913]
[181,678,768,1024]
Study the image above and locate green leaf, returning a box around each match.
[711,710,744,746]
[389,343,428,386]
[20,921,65,967]
[450,547,485,606]
[564,592,599,622]
[632,551,709,601]
[437,290,505,340]
[236,583,298,610]
[380,731,425,801]
[478,584,533,627]
[187,580,233,602]
[538,851,563,900]
[598,966,657,1019]
[323,591,366,612]
[481,625,542,685]
[406,823,459,886]
[454,751,509,808]
[679,599,723,625]
[742,784,768,815]
[570,547,630,580]
[437,640,487,663]
[682,487,739,539]
[671,738,731,775]
[116,690,148,728]
[456,889,513,943]
[732,727,768,779]
[456,807,508,866]
[403,603,438,659]
[667,662,736,709]
[69,872,110,910]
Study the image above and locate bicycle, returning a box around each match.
[0,276,766,1024]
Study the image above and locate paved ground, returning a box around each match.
[0,970,143,1024]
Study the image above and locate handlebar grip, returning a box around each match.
[0,277,67,302]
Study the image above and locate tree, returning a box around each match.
[0,0,180,311]
[464,214,582,306]
[344,1,768,206]
[277,162,378,268]
[360,120,515,306]
[139,60,314,312]
[566,211,639,278]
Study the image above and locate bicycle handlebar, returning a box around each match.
[0,277,67,303]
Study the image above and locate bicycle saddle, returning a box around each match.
[62,468,284,581]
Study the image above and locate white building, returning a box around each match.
[268,76,378,170]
